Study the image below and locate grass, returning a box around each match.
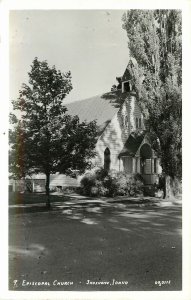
[9,191,72,205]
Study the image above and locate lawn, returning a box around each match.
[9,191,71,205]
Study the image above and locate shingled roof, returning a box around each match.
[65,92,124,134]
[119,131,145,157]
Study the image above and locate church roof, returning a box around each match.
[64,61,136,135]
[119,131,145,157]
[65,92,125,134]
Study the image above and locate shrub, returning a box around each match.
[80,171,96,195]
[90,186,99,196]
[114,172,144,197]
[103,175,118,197]
[95,168,108,180]
[80,168,144,197]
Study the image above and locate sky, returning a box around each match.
[9,10,129,104]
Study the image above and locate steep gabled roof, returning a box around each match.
[65,92,124,134]
[122,67,132,82]
[119,131,145,157]
[121,58,137,82]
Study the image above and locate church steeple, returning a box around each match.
[115,58,137,93]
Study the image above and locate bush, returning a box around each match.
[80,171,96,195]
[80,168,144,197]
[114,172,144,197]
[95,168,108,180]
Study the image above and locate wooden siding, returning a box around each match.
[94,112,124,170]
[94,93,145,171]
[122,157,132,173]
[49,174,79,188]
[31,174,80,187]
[142,174,159,185]
[9,175,79,192]
[144,159,152,174]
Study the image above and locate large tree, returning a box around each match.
[122,10,182,189]
[9,58,98,208]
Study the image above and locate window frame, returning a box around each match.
[122,80,131,93]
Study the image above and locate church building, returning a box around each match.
[9,61,162,192]
[65,61,161,186]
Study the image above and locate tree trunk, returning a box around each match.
[163,175,182,200]
[45,173,51,209]
[163,175,171,199]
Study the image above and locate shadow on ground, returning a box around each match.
[9,192,182,238]
[9,192,182,291]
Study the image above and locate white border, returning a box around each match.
[1,0,190,300]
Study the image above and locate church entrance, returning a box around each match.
[140,143,152,175]
[140,143,159,185]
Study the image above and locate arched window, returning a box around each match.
[154,158,157,173]
[136,117,138,129]
[104,147,111,171]
[139,118,141,128]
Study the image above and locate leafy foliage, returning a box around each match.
[9,58,98,206]
[122,10,182,178]
[80,168,144,197]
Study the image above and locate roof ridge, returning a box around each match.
[65,92,109,105]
